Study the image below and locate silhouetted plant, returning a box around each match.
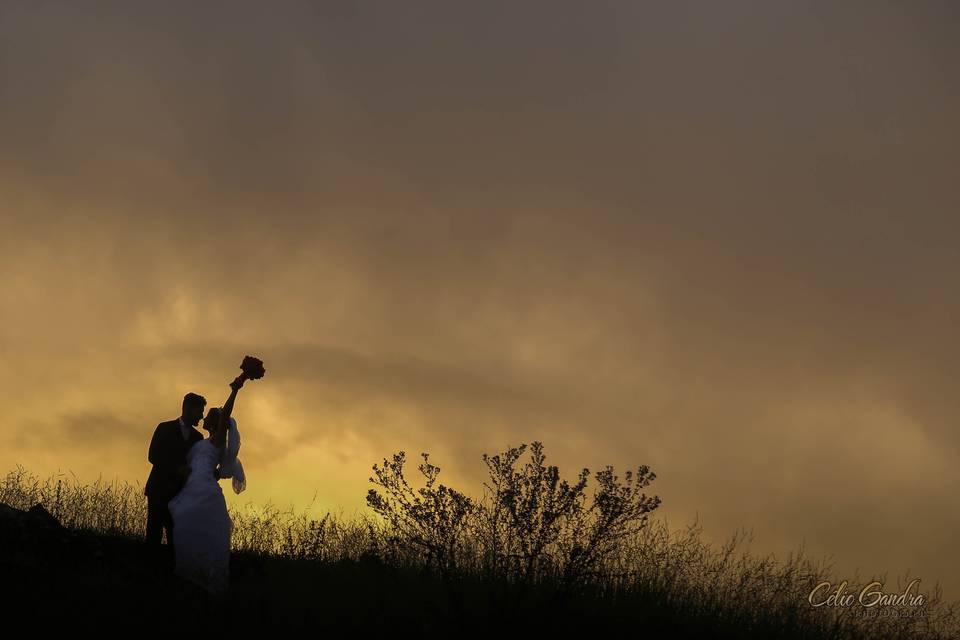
[477,442,588,583]
[365,440,663,603]
[366,451,475,582]
[477,441,661,597]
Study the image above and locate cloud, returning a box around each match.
[14,409,139,450]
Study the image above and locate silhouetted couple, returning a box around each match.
[144,357,264,594]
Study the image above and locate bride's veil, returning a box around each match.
[220,416,247,494]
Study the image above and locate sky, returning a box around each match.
[1,0,959,602]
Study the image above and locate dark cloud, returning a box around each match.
[14,408,143,452]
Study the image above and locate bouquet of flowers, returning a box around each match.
[240,355,266,380]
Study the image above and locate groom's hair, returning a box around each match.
[182,392,207,412]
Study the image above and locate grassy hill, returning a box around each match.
[2,445,956,637]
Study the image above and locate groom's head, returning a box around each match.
[181,392,207,427]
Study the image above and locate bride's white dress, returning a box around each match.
[168,417,245,594]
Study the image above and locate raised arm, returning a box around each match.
[211,374,245,448]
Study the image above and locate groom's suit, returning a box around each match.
[144,417,203,550]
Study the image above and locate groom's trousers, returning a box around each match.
[145,496,175,555]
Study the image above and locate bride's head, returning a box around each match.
[203,407,222,435]
[203,407,237,435]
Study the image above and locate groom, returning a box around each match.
[144,392,206,564]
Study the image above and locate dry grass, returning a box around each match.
[2,457,957,638]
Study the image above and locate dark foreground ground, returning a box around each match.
[0,501,941,638]
[0,501,659,634]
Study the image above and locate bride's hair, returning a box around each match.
[203,406,222,433]
[203,406,238,433]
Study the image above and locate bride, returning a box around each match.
[168,372,249,595]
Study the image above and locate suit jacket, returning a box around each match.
[144,419,204,501]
